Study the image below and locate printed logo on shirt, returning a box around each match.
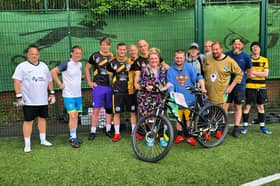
[176,75,188,86]
[32,76,45,82]
[224,66,229,71]
[210,72,218,82]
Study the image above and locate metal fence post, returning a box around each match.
[66,0,72,53]
[260,0,268,56]
[195,0,204,52]
[44,0,48,12]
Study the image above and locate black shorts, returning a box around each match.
[113,94,136,113]
[23,105,48,121]
[246,88,268,105]
[227,89,245,104]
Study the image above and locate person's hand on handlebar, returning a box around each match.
[201,87,207,94]
[146,85,154,92]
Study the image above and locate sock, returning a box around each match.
[40,133,46,142]
[106,124,111,132]
[91,127,96,133]
[70,128,77,139]
[242,113,249,125]
[24,137,31,148]
[258,113,265,127]
[114,125,120,134]
[131,124,136,132]
[234,125,239,128]
[177,131,183,136]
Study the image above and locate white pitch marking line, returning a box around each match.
[240,173,280,186]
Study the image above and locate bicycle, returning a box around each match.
[131,86,228,163]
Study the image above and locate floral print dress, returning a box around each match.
[137,65,167,117]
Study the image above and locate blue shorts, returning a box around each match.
[92,85,112,109]
[64,97,83,113]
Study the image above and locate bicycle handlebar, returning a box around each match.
[185,86,203,94]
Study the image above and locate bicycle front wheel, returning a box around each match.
[194,104,228,148]
[132,114,174,163]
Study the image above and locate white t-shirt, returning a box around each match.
[58,59,82,98]
[12,61,52,105]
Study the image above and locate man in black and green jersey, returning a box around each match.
[85,37,114,140]
[110,42,142,142]
[242,42,272,135]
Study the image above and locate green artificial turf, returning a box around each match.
[0,124,279,185]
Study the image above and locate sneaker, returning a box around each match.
[260,127,272,135]
[24,146,31,153]
[186,137,196,146]
[134,132,144,140]
[204,131,211,141]
[40,140,53,146]
[215,130,222,139]
[174,135,184,144]
[159,139,168,148]
[146,140,154,147]
[105,131,113,138]
[112,133,121,142]
[88,132,96,141]
[241,126,248,134]
[231,126,240,138]
[69,138,80,148]
[68,138,83,144]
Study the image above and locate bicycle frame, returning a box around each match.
[155,89,208,136]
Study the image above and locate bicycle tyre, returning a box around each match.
[132,114,174,163]
[194,104,228,148]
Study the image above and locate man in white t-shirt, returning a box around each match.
[51,45,83,148]
[12,46,55,153]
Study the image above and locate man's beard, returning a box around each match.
[233,48,241,55]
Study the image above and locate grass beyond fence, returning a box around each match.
[0,124,279,185]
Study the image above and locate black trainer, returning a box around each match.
[68,138,83,144]
[69,138,81,148]
[88,132,96,140]
[105,130,113,138]
[232,126,240,138]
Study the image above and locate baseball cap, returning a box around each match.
[250,41,260,51]
[189,42,199,50]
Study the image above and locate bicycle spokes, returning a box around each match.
[132,114,174,162]
[194,104,228,148]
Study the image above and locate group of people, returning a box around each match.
[12,37,272,152]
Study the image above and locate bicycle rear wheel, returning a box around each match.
[194,104,228,148]
[132,114,174,163]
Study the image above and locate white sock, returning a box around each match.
[243,122,248,127]
[259,122,265,127]
[40,133,46,142]
[131,124,136,132]
[114,125,120,134]
[106,124,111,132]
[91,127,96,133]
[24,137,31,148]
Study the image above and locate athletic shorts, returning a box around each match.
[113,94,136,113]
[64,97,83,113]
[246,88,268,105]
[92,85,112,109]
[23,105,48,121]
[227,89,245,104]
[178,109,191,121]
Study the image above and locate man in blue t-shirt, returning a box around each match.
[167,49,206,146]
[225,38,252,138]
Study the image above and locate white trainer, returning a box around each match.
[24,146,31,153]
[40,140,53,146]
